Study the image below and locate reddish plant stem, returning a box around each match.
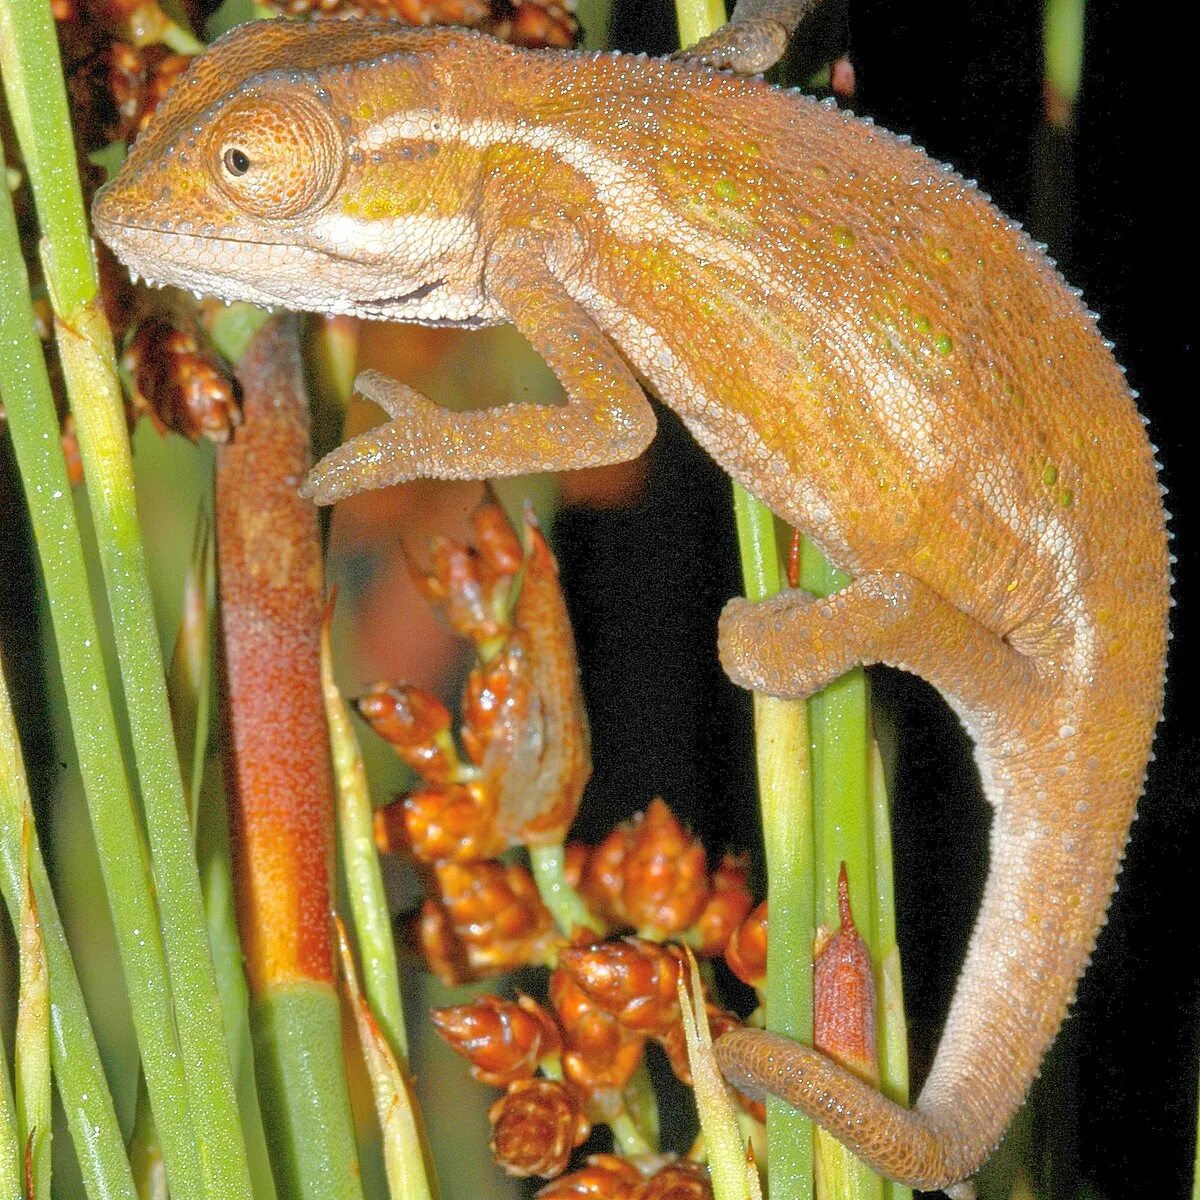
[216,314,334,993]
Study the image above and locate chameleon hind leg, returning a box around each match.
[300,255,656,504]
[716,571,1048,1194]
[718,570,1042,719]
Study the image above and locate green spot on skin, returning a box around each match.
[936,246,953,262]
[913,314,932,333]
[1042,463,1059,485]
[715,177,737,201]
[1060,488,1074,507]
[742,140,761,157]
[935,334,953,355]
[832,225,856,249]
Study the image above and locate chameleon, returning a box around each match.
[91,12,1169,1195]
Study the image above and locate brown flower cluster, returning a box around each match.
[365,499,588,982]
[432,984,718,1193]
[362,501,774,1182]
[539,1155,714,1200]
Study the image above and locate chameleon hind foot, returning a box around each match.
[718,571,1044,720]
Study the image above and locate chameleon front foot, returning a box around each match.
[678,19,791,75]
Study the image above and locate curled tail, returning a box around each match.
[715,709,1156,1193]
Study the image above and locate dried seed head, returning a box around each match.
[378,784,504,864]
[557,938,684,1037]
[431,993,562,1087]
[689,852,753,957]
[725,901,768,988]
[488,1077,591,1179]
[434,860,563,975]
[357,684,460,782]
[635,1160,714,1200]
[535,1153,644,1199]
[549,970,646,1095]
[620,800,710,935]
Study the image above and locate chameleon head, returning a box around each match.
[92,18,493,323]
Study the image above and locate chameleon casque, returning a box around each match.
[91,10,1169,1195]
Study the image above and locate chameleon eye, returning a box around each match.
[209,88,344,220]
[223,147,251,176]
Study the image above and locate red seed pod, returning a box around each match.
[689,852,754,957]
[536,1154,644,1199]
[414,897,475,987]
[549,969,646,1095]
[124,316,241,443]
[725,901,768,989]
[431,993,562,1087]
[563,842,589,891]
[435,860,563,975]
[357,683,461,783]
[620,800,709,935]
[414,532,514,646]
[504,0,580,49]
[579,824,634,927]
[557,938,684,1038]
[488,1077,591,1179]
[387,784,503,865]
[472,496,525,575]
[635,1161,714,1200]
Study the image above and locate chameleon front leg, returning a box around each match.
[300,256,656,504]
[680,0,827,75]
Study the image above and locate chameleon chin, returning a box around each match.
[92,6,1168,1193]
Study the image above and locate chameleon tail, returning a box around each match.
[715,728,1143,1193]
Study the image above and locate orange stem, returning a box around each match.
[216,314,334,994]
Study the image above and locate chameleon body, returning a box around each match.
[92,18,1169,1193]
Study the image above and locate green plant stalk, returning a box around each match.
[16,814,53,1200]
[529,843,605,937]
[0,3,254,1194]
[0,144,205,1198]
[0,1036,21,1199]
[337,921,437,1200]
[197,779,280,1200]
[251,983,366,1200]
[0,657,138,1200]
[678,956,762,1200]
[1043,0,1085,111]
[321,626,410,1060]
[732,482,816,1199]
[170,525,278,1200]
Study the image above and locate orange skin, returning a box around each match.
[93,19,1169,1192]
